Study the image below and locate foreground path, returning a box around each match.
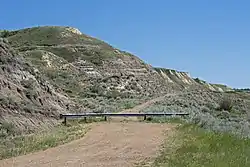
[0,122,173,167]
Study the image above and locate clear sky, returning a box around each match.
[1,0,249,88]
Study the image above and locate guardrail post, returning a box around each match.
[144,115,147,121]
[84,117,87,122]
[104,116,107,121]
[64,117,67,126]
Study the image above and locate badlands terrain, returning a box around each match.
[0,26,250,166]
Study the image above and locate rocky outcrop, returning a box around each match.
[155,68,197,87]
[155,67,233,92]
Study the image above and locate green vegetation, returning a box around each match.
[234,88,250,93]
[0,30,11,38]
[6,26,105,46]
[218,96,234,111]
[7,26,118,65]
[152,124,250,167]
[122,100,139,109]
[6,26,112,51]
[0,121,16,137]
[193,77,206,84]
[0,121,89,160]
[142,91,250,138]
[79,97,147,113]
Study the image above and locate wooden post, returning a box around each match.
[144,115,147,121]
[84,117,87,122]
[64,117,67,126]
[104,116,107,121]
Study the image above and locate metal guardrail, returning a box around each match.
[60,112,189,125]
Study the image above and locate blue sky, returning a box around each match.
[1,0,250,88]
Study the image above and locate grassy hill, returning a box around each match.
[3,26,110,47]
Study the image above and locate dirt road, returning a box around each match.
[0,95,175,167]
[121,94,174,113]
[0,123,174,167]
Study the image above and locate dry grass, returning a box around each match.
[152,124,250,167]
[0,120,90,160]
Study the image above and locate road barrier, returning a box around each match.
[59,112,189,125]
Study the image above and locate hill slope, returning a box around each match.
[0,26,244,135]
[4,26,230,96]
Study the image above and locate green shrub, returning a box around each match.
[123,102,134,109]
[0,30,11,38]
[45,69,58,80]
[219,97,234,111]
[0,96,9,106]
[201,106,210,113]
[0,96,19,109]
[89,84,105,95]
[0,121,16,136]
[20,79,36,89]
[194,77,201,83]
[106,90,120,99]
[24,89,38,100]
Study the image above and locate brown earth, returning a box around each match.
[0,122,174,167]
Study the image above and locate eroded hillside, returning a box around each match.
[155,67,233,92]
[3,26,230,97]
[0,38,80,135]
[4,27,171,97]
[0,26,247,136]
